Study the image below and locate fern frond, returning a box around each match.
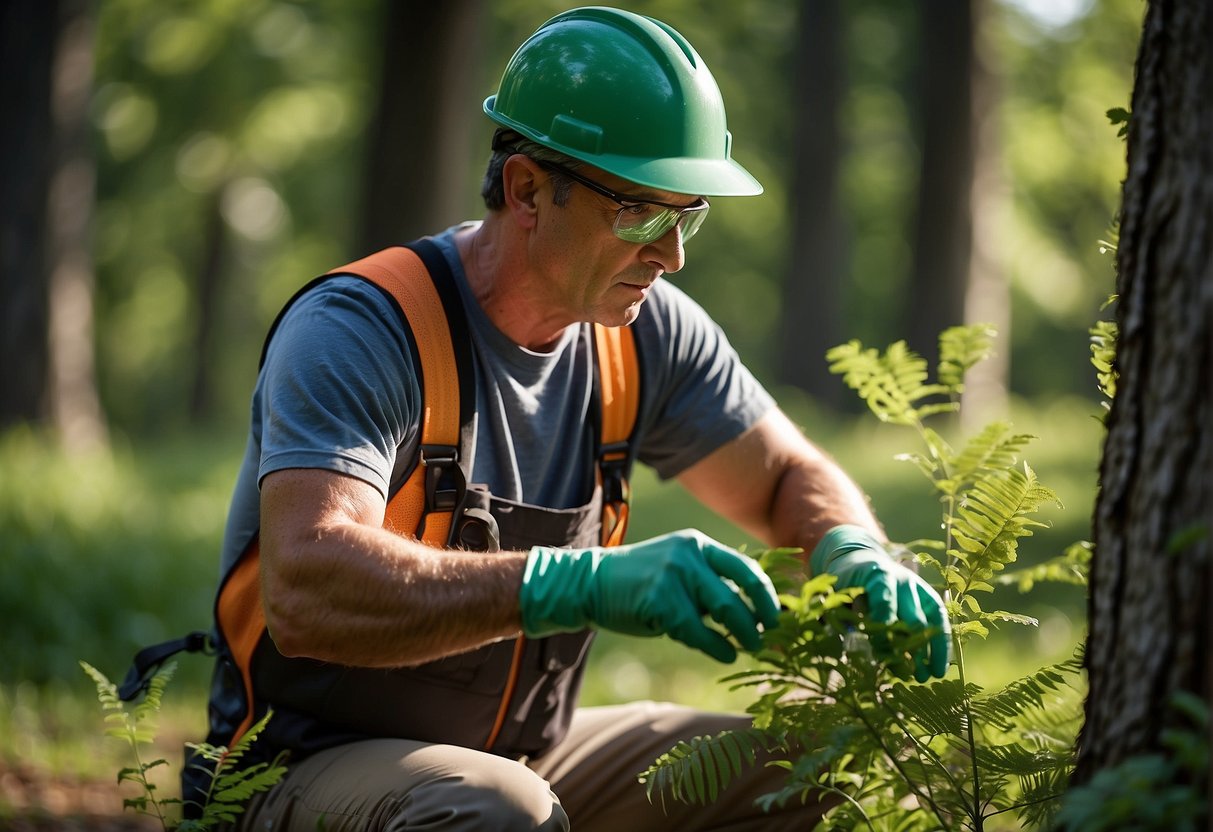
[998,540,1092,592]
[80,661,123,712]
[882,680,981,738]
[939,422,1037,497]
[1013,765,1071,829]
[975,741,1072,777]
[972,654,1084,731]
[639,729,768,808]
[826,340,948,426]
[213,760,289,805]
[1089,319,1118,403]
[949,464,1060,593]
[938,324,996,391]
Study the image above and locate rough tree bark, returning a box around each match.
[1076,0,1212,784]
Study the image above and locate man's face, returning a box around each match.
[532,164,701,329]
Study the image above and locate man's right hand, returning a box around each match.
[519,529,780,663]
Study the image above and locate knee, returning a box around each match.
[393,757,568,832]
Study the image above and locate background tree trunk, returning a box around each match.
[0,0,105,449]
[189,190,228,424]
[1076,0,1212,783]
[959,0,1008,430]
[45,0,105,450]
[905,0,974,370]
[0,0,57,429]
[778,0,847,408]
[358,0,484,253]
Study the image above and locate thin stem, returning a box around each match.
[125,723,169,830]
[913,405,984,832]
[814,783,881,831]
[846,690,954,831]
[875,692,967,802]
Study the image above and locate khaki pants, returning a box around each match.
[236,702,833,831]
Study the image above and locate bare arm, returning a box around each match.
[676,408,883,563]
[259,467,527,668]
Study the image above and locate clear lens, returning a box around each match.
[614,203,708,244]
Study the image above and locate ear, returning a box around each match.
[501,155,545,231]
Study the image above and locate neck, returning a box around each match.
[456,216,575,351]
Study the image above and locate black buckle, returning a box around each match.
[420,444,466,512]
[598,441,630,506]
[118,631,214,701]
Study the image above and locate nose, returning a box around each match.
[641,223,686,274]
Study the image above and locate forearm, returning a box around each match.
[681,410,882,556]
[263,520,528,668]
[766,445,884,560]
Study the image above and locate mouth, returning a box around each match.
[618,273,661,292]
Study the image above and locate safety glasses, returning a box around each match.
[536,160,710,245]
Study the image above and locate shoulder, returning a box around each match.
[268,275,413,365]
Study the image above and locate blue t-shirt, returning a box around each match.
[219,224,775,574]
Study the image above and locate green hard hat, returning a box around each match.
[483,6,763,197]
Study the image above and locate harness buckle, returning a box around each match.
[420,444,466,513]
[598,441,631,506]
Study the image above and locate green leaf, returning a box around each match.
[938,323,996,390]
[1106,106,1131,138]
[639,730,768,807]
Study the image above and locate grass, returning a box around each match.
[0,392,1103,822]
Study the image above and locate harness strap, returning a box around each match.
[124,243,642,764]
[324,245,467,546]
[593,323,639,547]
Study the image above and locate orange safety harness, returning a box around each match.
[120,240,639,753]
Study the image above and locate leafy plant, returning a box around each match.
[640,325,1089,830]
[1054,692,1209,832]
[81,659,287,830]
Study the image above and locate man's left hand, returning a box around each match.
[810,524,951,682]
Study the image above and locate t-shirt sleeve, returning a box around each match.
[633,281,776,480]
[255,277,420,498]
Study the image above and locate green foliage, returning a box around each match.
[0,429,229,688]
[80,659,177,827]
[84,0,1142,438]
[639,727,770,811]
[1089,317,1118,408]
[641,326,1089,830]
[999,540,1091,593]
[1106,106,1132,139]
[81,660,286,830]
[179,714,287,831]
[1055,693,1209,831]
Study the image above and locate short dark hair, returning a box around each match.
[481,129,581,210]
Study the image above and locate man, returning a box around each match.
[203,8,949,830]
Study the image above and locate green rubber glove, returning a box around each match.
[520,529,780,664]
[810,524,951,682]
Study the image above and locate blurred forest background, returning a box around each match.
[0,0,1141,823]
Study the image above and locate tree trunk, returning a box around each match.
[189,189,228,424]
[0,0,105,449]
[358,0,484,253]
[0,0,57,429]
[1076,0,1212,784]
[959,0,1008,430]
[778,0,847,408]
[45,0,106,450]
[906,0,974,370]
